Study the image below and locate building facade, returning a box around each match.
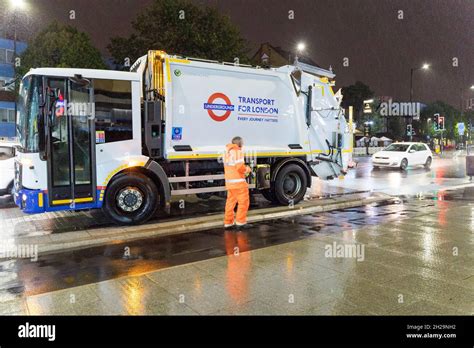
[0,37,27,140]
[251,42,321,68]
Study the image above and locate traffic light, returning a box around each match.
[364,124,370,137]
[433,113,440,131]
[406,124,412,136]
[439,116,445,130]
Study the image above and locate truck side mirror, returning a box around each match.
[69,75,91,88]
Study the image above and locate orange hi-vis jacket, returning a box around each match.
[223,143,250,189]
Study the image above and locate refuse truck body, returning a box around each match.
[13,50,352,224]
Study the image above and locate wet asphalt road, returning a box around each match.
[0,152,473,302]
[0,152,469,235]
[0,198,443,299]
[321,152,470,196]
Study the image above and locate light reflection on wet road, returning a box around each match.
[0,198,442,299]
[1,153,473,313]
[317,155,469,196]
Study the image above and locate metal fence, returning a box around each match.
[353,147,385,156]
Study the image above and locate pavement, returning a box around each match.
[0,189,472,315]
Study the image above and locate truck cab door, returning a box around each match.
[46,77,96,208]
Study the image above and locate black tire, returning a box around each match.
[400,158,408,171]
[261,188,278,203]
[424,156,432,169]
[7,181,14,196]
[103,172,159,225]
[373,166,379,170]
[273,164,308,205]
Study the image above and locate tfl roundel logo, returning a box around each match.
[203,92,234,122]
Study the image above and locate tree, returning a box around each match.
[357,98,384,135]
[341,81,374,122]
[108,0,249,69]
[419,101,460,141]
[18,21,106,77]
[386,117,405,141]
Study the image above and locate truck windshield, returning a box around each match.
[17,75,42,152]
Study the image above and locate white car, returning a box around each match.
[372,142,433,170]
[0,142,18,196]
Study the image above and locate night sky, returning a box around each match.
[2,0,473,107]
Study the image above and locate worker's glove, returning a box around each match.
[245,166,252,177]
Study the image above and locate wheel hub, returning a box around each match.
[117,187,144,212]
[283,173,301,198]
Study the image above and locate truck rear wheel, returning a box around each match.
[261,188,278,204]
[273,164,307,205]
[103,172,159,225]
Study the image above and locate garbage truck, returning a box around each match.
[13,50,352,225]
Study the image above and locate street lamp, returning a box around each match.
[10,0,26,8]
[408,63,430,141]
[8,0,27,126]
[460,84,474,112]
[296,42,306,53]
[410,63,430,102]
[462,85,474,144]
[293,42,306,64]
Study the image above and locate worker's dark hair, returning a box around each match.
[232,136,243,144]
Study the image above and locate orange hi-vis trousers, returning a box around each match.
[224,187,250,225]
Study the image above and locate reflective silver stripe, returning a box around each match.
[225,178,246,183]
[224,160,243,166]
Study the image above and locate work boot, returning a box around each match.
[224,223,235,229]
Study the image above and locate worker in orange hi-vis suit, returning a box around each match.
[223,136,252,228]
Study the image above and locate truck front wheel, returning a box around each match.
[103,172,159,225]
[273,164,308,205]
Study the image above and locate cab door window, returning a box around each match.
[94,79,132,143]
[48,79,70,187]
[69,83,92,186]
